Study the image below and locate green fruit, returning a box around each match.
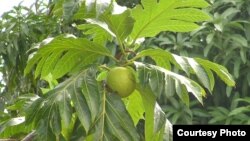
[106,67,136,98]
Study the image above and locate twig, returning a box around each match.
[21,131,36,141]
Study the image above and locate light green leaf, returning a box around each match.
[25,35,114,79]
[34,53,51,78]
[136,80,170,141]
[0,117,25,133]
[131,0,210,39]
[77,23,113,45]
[136,48,178,70]
[102,10,135,41]
[137,85,156,141]
[153,57,171,70]
[96,70,108,81]
[195,58,235,86]
[41,50,64,79]
[0,118,33,138]
[123,90,145,125]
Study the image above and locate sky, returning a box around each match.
[0,0,34,16]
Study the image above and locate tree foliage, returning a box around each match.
[151,0,250,124]
[0,0,236,140]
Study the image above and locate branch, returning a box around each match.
[21,131,36,141]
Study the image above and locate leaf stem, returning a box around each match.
[99,65,110,71]
[117,39,127,61]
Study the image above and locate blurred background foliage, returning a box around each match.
[0,0,250,139]
[149,0,250,124]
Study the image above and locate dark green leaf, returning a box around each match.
[135,62,205,104]
[186,58,211,91]
[93,92,140,141]
[74,0,113,19]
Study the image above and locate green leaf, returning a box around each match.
[229,106,250,116]
[130,0,210,39]
[123,90,145,125]
[195,58,235,86]
[74,0,113,20]
[149,68,165,97]
[164,119,173,141]
[153,104,167,141]
[0,117,25,133]
[63,0,80,22]
[77,23,113,45]
[233,59,241,78]
[68,68,101,132]
[93,92,140,141]
[26,68,99,136]
[136,83,170,141]
[41,50,64,78]
[175,82,190,106]
[136,48,178,70]
[58,93,72,129]
[164,75,175,97]
[172,54,190,75]
[25,67,139,140]
[137,85,156,141]
[153,57,171,70]
[136,45,224,93]
[102,10,135,41]
[231,34,248,47]
[240,48,247,64]
[135,62,206,104]
[203,67,215,92]
[25,35,114,79]
[186,58,212,91]
[0,118,33,138]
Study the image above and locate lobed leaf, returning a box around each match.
[195,58,235,86]
[130,0,211,40]
[136,48,235,93]
[123,90,145,125]
[77,23,113,45]
[101,10,135,41]
[25,67,139,140]
[135,62,205,104]
[24,35,113,79]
